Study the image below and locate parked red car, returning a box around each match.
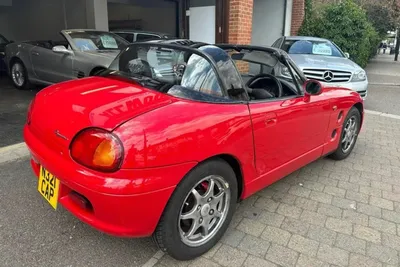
[24,41,363,260]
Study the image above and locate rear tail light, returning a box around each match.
[27,97,36,125]
[70,128,124,172]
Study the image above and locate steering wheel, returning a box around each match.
[246,73,283,98]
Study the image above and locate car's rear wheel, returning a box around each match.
[10,60,30,90]
[329,107,361,160]
[153,158,237,260]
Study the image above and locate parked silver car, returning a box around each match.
[5,29,129,89]
[272,36,368,99]
[112,29,174,43]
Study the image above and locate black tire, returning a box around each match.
[329,107,361,160]
[10,60,31,90]
[153,158,238,261]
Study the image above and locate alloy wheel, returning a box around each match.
[11,62,25,87]
[178,175,230,247]
[342,115,358,153]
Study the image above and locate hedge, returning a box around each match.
[299,0,380,68]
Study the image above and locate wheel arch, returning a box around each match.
[153,153,244,258]
[8,56,31,89]
[9,56,24,71]
[206,154,244,202]
[167,153,245,204]
[353,102,364,125]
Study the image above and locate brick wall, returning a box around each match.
[228,0,253,72]
[228,0,253,44]
[291,0,305,35]
[228,0,305,39]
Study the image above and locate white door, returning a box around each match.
[251,0,286,46]
[189,6,215,43]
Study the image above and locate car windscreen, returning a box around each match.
[67,31,129,51]
[282,39,344,57]
[107,44,228,98]
[228,49,292,80]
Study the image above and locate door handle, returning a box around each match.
[264,112,277,126]
[265,118,277,125]
[31,52,39,56]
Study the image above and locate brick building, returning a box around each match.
[291,0,306,36]
[227,0,305,46]
[0,0,305,47]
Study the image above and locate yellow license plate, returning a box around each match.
[38,166,60,210]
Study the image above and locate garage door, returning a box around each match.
[188,0,216,43]
[251,0,286,46]
[108,0,178,37]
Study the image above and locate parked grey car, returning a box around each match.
[112,29,174,43]
[5,29,129,89]
[272,36,368,99]
[0,33,13,73]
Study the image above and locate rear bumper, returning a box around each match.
[24,125,197,237]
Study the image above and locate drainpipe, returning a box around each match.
[283,0,287,36]
[62,0,68,29]
[284,0,293,36]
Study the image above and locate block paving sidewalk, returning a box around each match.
[153,113,400,267]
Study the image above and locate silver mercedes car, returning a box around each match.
[5,29,129,90]
[272,36,368,99]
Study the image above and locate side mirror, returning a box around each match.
[9,40,14,43]
[304,80,323,95]
[344,52,350,58]
[52,45,73,55]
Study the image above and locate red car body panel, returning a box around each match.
[29,77,173,153]
[24,76,363,237]
[25,123,197,236]
[114,99,254,168]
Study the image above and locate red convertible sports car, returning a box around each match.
[24,40,363,260]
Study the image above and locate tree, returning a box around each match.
[353,0,400,60]
[358,0,400,25]
[364,3,395,37]
[313,0,400,34]
[299,0,380,67]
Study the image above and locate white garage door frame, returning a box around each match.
[251,0,292,46]
[189,5,216,43]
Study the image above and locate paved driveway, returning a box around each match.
[0,159,158,267]
[0,76,39,147]
[364,85,400,116]
[152,113,400,267]
[364,54,400,115]
[1,112,400,267]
